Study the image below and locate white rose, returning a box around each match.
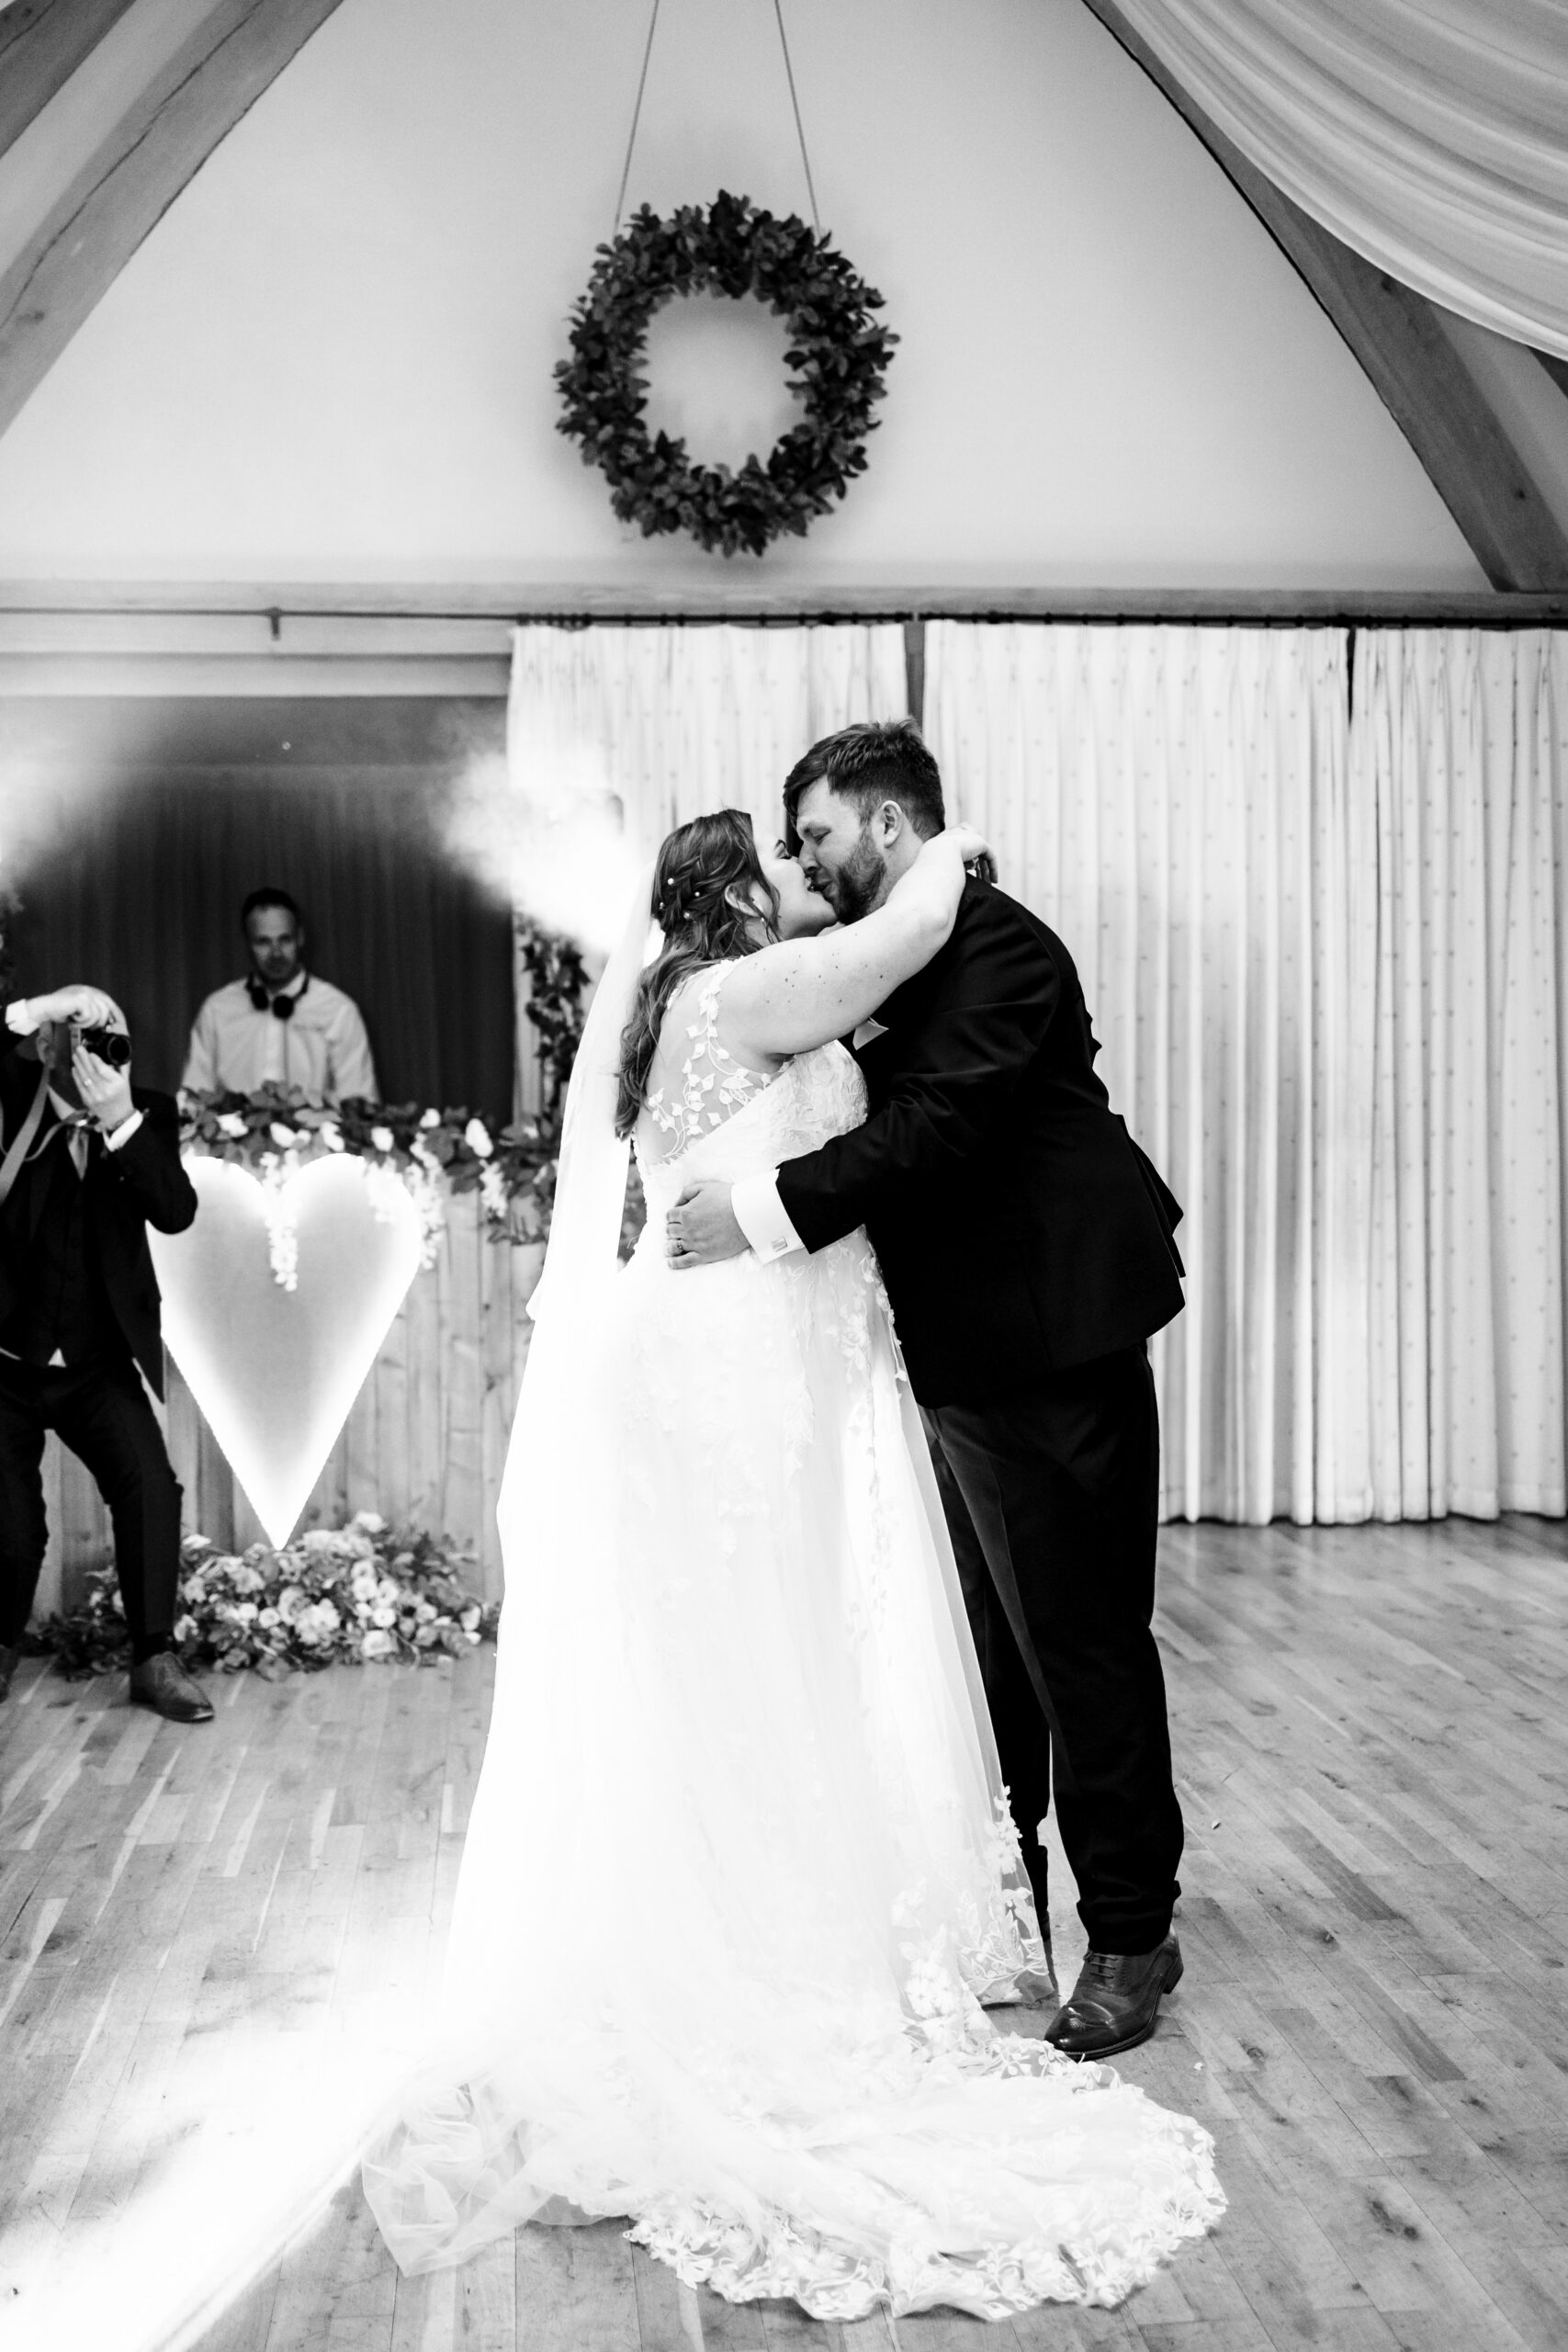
[371,1126,395,1153]
[350,1563,378,1601]
[361,1629,397,1660]
[269,1122,300,1149]
[419,1108,441,1129]
[300,1528,337,1555]
[276,1585,305,1623]
[414,1600,437,1623]
[318,1123,344,1152]
[370,1603,398,1629]
[351,1510,387,1535]
[216,1113,249,1139]
[463,1118,493,1159]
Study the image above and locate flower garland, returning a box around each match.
[28,1512,498,1679]
[555,190,897,559]
[182,1086,560,1288]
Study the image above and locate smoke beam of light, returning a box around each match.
[441,745,646,956]
[0,2025,419,2352]
[148,1155,423,1548]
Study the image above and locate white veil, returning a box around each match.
[497,865,658,1531]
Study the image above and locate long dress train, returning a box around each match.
[362,967,1223,2319]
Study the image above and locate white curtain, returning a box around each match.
[1107,0,1568,357]
[507,622,908,1106]
[509,622,908,864]
[1353,629,1568,1518]
[929,620,1354,1524]
[928,619,1568,1524]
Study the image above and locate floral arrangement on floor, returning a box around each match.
[29,1512,500,1679]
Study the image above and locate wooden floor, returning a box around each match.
[2,1516,1566,2352]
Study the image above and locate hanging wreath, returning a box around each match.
[555,190,897,560]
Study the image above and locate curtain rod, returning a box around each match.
[6,599,1568,630]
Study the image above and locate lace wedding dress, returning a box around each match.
[362,965,1223,2319]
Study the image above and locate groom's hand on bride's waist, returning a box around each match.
[668,1180,748,1270]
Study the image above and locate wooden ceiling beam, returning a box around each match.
[0,0,141,164]
[0,0,345,445]
[1077,0,1568,593]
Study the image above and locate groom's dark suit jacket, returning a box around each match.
[0,1031,197,1399]
[775,877,1184,1404]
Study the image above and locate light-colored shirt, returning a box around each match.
[182,972,378,1104]
[733,1170,806,1261]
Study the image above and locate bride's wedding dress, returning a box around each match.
[363,964,1222,2319]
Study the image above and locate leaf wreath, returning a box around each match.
[555,190,897,560]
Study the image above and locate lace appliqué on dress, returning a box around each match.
[644,965,773,1161]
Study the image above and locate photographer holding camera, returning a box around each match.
[0,983,210,1723]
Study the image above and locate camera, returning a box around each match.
[73,1023,131,1069]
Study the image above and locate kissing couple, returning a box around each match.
[364,720,1222,2319]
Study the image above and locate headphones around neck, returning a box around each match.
[247,970,309,1020]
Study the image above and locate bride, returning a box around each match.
[362,810,1222,2319]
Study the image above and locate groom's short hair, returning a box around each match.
[783,720,945,852]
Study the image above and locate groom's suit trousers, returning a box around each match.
[922,1343,1183,1956]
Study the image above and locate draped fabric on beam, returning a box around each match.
[506,623,908,1110]
[1106,0,1568,357]
[927,620,1568,1525]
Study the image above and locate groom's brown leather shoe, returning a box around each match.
[130,1652,214,1723]
[1043,1933,1183,2059]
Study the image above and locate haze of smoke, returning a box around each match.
[439,741,645,958]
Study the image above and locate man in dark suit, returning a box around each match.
[668,721,1188,2058]
[0,982,210,1722]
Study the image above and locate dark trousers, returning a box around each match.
[0,1353,183,1649]
[922,1343,1183,1954]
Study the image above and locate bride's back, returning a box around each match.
[632,963,866,1221]
[634,964,778,1174]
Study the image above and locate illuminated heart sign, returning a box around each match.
[148,1156,423,1547]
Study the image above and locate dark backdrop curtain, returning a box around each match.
[4,697,513,1115]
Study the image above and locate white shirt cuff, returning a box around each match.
[104,1109,144,1152]
[731,1170,806,1262]
[6,999,39,1035]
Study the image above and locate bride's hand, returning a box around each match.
[940,823,987,870]
[940,821,993,873]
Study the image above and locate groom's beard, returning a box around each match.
[822,835,886,924]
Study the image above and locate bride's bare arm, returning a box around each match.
[721,829,989,1060]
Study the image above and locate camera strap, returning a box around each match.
[0,1063,51,1212]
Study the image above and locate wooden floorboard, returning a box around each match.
[0,1516,1563,2351]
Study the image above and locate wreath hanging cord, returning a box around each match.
[554,191,897,560]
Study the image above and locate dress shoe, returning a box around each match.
[129,1651,214,1723]
[0,1643,19,1701]
[1043,1933,1183,2059]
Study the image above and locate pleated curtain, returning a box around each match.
[927,620,1568,1525]
[506,621,908,1107]
[509,623,909,862]
[1353,629,1568,1520]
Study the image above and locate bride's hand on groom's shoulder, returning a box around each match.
[667,1179,748,1271]
[941,822,996,883]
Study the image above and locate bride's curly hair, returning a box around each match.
[615,809,780,1139]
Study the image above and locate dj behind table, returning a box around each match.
[183,886,378,1106]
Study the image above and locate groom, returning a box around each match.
[668,720,1188,2059]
